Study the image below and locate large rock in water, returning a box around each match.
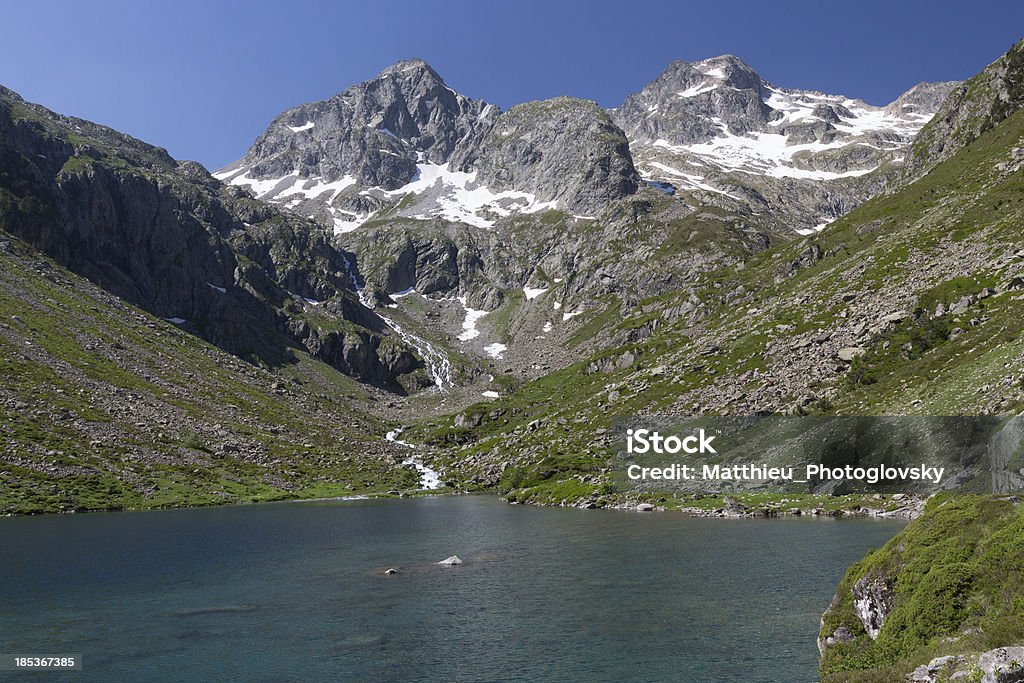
[437,555,463,565]
[722,497,748,517]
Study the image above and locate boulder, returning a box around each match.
[950,295,973,314]
[838,347,866,362]
[438,555,463,566]
[454,412,482,429]
[910,655,963,682]
[818,625,855,654]
[722,497,748,517]
[976,646,1024,683]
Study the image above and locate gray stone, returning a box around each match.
[219,60,639,217]
[976,646,1024,683]
[838,347,866,362]
[851,575,895,639]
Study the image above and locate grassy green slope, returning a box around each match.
[407,90,1024,506]
[0,236,418,514]
[819,494,1024,682]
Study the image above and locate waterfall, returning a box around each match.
[341,253,452,390]
[386,429,443,490]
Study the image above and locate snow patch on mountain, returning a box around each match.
[373,163,558,229]
[218,161,559,233]
[457,296,488,341]
[678,81,718,98]
[524,286,548,300]
[654,127,878,181]
[646,161,742,199]
[214,168,358,203]
[484,342,507,359]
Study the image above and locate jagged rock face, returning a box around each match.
[234,59,495,190]
[884,81,962,117]
[851,575,894,640]
[912,38,1024,173]
[615,56,774,144]
[0,85,421,390]
[615,54,954,179]
[475,98,640,214]
[611,55,958,232]
[217,61,640,229]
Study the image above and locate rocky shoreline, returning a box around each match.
[507,492,928,520]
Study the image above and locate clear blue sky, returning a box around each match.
[3,0,1023,170]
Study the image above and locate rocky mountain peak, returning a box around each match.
[910,38,1024,172]
[216,57,495,197]
[217,64,638,230]
[376,57,437,78]
[884,81,961,117]
[635,54,766,102]
[685,54,764,91]
[614,55,773,146]
[611,54,959,234]
[473,96,640,213]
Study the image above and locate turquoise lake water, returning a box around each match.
[0,495,903,682]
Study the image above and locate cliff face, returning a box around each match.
[0,232,423,514]
[473,97,640,214]
[911,39,1024,173]
[0,85,425,390]
[216,59,640,228]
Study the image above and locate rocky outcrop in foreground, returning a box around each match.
[909,648,1024,683]
[818,495,1024,682]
